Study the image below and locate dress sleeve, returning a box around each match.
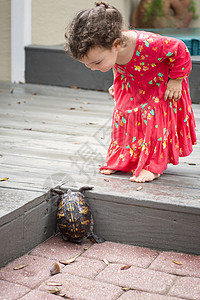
[143,32,192,79]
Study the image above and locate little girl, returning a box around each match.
[65,1,197,183]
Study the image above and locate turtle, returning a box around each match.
[51,186,104,243]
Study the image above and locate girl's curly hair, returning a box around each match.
[64,1,126,59]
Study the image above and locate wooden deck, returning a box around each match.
[0,81,200,267]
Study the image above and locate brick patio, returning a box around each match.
[0,235,200,300]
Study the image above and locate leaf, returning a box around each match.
[188,163,196,166]
[89,122,98,125]
[59,254,80,265]
[136,186,143,191]
[122,287,131,291]
[47,287,60,294]
[69,107,76,110]
[102,259,109,265]
[13,264,27,270]
[120,265,131,270]
[0,177,9,181]
[84,246,90,251]
[172,260,182,265]
[46,282,62,286]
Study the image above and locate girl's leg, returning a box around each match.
[130,169,160,183]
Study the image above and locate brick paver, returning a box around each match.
[168,276,200,299]
[150,251,200,277]
[0,235,200,300]
[83,241,158,268]
[96,263,176,294]
[0,280,30,300]
[20,290,59,299]
[0,254,60,289]
[118,290,185,300]
[39,273,123,300]
[62,256,106,279]
[30,234,91,261]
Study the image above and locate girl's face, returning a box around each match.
[80,44,120,72]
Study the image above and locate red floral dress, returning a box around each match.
[100,31,197,176]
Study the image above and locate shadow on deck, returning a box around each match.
[0,82,199,268]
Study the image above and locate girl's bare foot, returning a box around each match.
[130,169,160,183]
[100,169,116,175]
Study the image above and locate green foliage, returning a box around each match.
[189,0,199,20]
[143,0,199,24]
[143,0,163,23]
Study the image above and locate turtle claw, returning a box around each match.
[61,235,69,242]
[78,186,94,193]
[51,188,64,195]
[87,233,105,243]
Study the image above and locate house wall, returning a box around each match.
[0,0,11,81]
[31,0,132,45]
[0,0,200,81]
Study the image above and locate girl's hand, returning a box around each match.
[164,78,182,101]
[109,85,114,98]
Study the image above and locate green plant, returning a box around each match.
[143,0,199,24]
[143,0,163,23]
[189,0,199,20]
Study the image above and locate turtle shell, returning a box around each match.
[57,189,91,242]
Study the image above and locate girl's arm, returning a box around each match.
[164,38,191,101]
[160,36,191,101]
[142,33,191,101]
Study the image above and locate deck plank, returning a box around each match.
[0,81,199,202]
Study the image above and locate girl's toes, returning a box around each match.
[130,175,136,182]
[130,170,160,183]
[100,169,116,175]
